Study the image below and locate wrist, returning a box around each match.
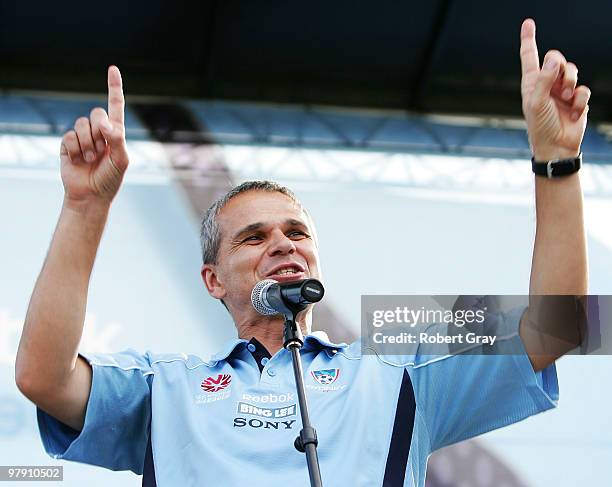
[532,148,580,162]
[62,196,111,218]
[531,153,582,179]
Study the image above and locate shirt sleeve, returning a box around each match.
[409,306,559,452]
[36,349,153,474]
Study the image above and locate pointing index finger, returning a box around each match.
[107,65,125,127]
[520,18,540,78]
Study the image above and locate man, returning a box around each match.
[15,19,588,486]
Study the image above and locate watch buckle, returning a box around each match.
[546,160,554,178]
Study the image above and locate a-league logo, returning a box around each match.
[201,374,232,392]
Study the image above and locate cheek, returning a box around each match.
[299,243,319,268]
[226,248,260,276]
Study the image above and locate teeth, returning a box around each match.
[277,268,298,275]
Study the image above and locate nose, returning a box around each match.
[267,229,296,256]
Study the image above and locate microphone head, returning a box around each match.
[251,279,279,315]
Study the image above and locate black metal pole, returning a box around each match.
[284,317,323,487]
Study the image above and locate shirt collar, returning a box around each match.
[304,330,349,351]
[209,331,348,363]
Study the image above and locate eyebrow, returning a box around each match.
[232,219,308,241]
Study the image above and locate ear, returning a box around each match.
[201,264,227,300]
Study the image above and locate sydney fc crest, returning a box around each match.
[311,368,340,385]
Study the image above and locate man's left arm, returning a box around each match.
[518,19,590,371]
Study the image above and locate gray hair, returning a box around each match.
[200,180,304,265]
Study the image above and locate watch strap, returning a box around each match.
[531,153,582,178]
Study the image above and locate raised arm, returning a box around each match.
[518,19,589,371]
[15,66,130,430]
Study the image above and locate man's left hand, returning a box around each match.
[520,18,591,161]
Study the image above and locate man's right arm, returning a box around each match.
[15,66,129,432]
[15,203,108,431]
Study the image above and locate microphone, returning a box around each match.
[251,278,325,316]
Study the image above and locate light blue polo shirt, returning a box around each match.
[36,306,558,486]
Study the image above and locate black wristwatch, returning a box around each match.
[531,153,582,178]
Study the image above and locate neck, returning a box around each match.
[235,311,312,355]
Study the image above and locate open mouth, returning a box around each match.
[265,264,306,280]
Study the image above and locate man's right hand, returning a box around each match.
[60,66,129,207]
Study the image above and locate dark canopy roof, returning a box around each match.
[1,0,610,121]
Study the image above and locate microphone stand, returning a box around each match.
[283,311,323,487]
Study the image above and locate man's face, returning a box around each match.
[202,190,321,315]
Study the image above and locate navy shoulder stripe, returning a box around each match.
[383,369,416,486]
